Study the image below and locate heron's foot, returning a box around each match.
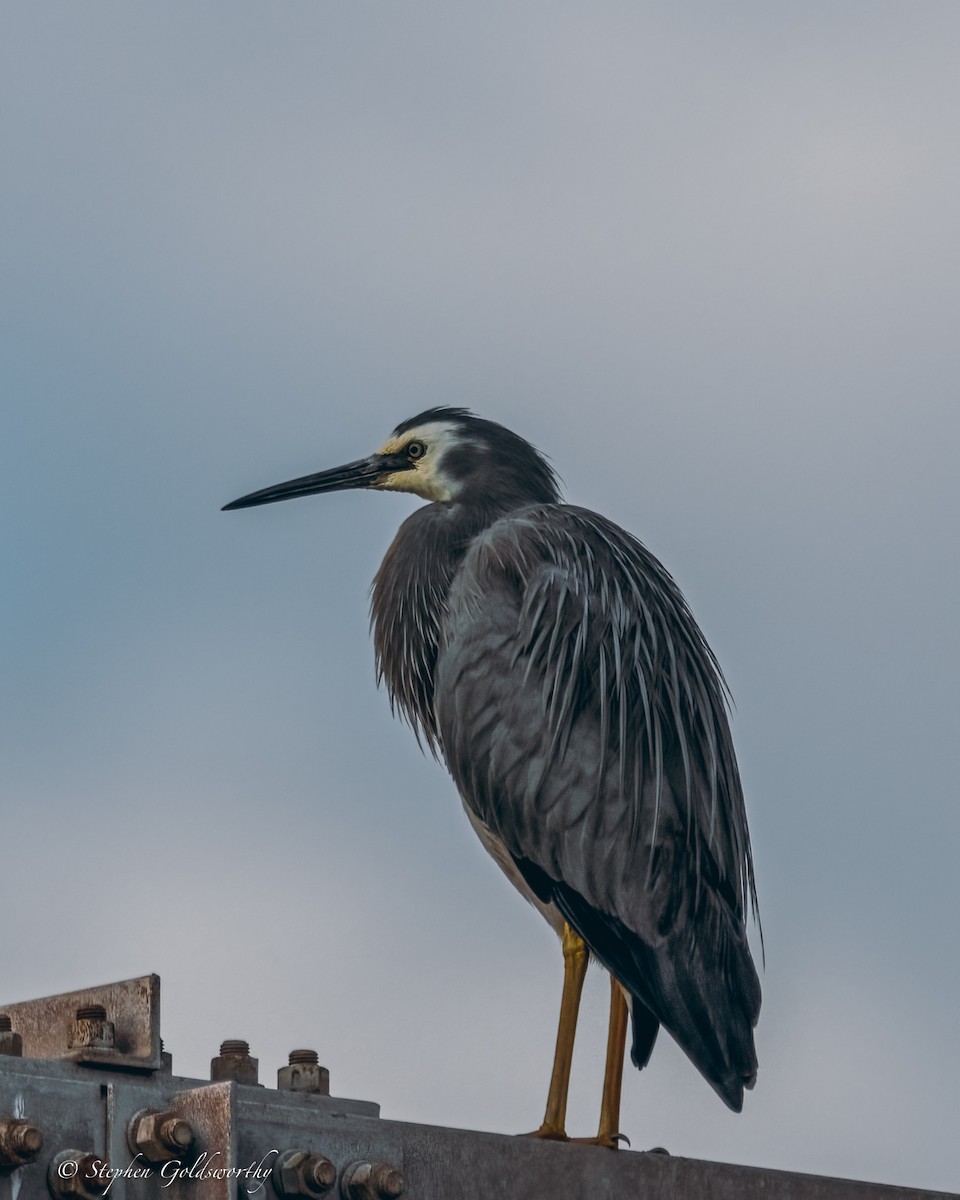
[571,1131,630,1150]
[523,1123,569,1142]
[523,1126,629,1149]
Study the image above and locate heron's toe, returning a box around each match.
[571,1131,629,1150]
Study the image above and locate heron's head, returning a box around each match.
[222,407,560,512]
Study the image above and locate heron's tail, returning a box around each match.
[558,883,760,1112]
[629,898,761,1112]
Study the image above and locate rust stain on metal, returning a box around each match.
[173,1082,238,1200]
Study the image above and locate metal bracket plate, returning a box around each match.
[0,977,161,1072]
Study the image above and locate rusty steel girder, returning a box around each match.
[1,977,956,1200]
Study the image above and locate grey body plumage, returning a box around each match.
[225,405,761,1116]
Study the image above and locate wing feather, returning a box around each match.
[435,503,761,1107]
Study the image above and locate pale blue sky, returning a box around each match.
[3,5,959,1193]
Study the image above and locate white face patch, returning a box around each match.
[374,421,471,502]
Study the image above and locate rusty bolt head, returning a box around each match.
[342,1160,405,1200]
[211,1039,259,1085]
[69,1006,115,1052]
[48,1151,111,1199]
[0,1118,44,1168]
[277,1050,330,1095]
[127,1109,195,1164]
[272,1150,337,1197]
[0,1014,22,1057]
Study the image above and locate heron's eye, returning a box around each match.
[406,440,426,461]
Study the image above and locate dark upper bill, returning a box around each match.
[222,456,394,511]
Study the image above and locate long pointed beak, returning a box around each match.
[222,456,390,511]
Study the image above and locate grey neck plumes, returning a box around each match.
[370,498,519,751]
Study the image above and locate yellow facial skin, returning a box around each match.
[374,421,464,502]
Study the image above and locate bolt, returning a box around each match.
[341,1160,405,1200]
[127,1108,196,1165]
[0,1015,22,1058]
[278,1049,330,1095]
[272,1150,337,1197]
[48,1151,111,1199]
[0,1118,43,1169]
[289,1049,319,1065]
[211,1039,259,1085]
[69,1006,115,1052]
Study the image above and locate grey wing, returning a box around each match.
[434,505,761,1110]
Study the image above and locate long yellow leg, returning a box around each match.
[594,979,629,1147]
[531,922,588,1140]
[569,976,629,1148]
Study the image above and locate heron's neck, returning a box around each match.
[370,500,504,750]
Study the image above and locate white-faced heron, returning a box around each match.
[224,407,761,1146]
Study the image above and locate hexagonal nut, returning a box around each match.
[277,1062,330,1094]
[342,1160,405,1200]
[128,1109,195,1164]
[272,1150,337,1197]
[0,1030,23,1057]
[48,1151,111,1199]
[211,1050,259,1085]
[0,1118,43,1168]
[68,1018,115,1051]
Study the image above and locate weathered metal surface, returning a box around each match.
[163,1083,237,1200]
[232,1087,959,1200]
[1,1053,957,1200]
[0,1063,106,1200]
[0,978,160,1071]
